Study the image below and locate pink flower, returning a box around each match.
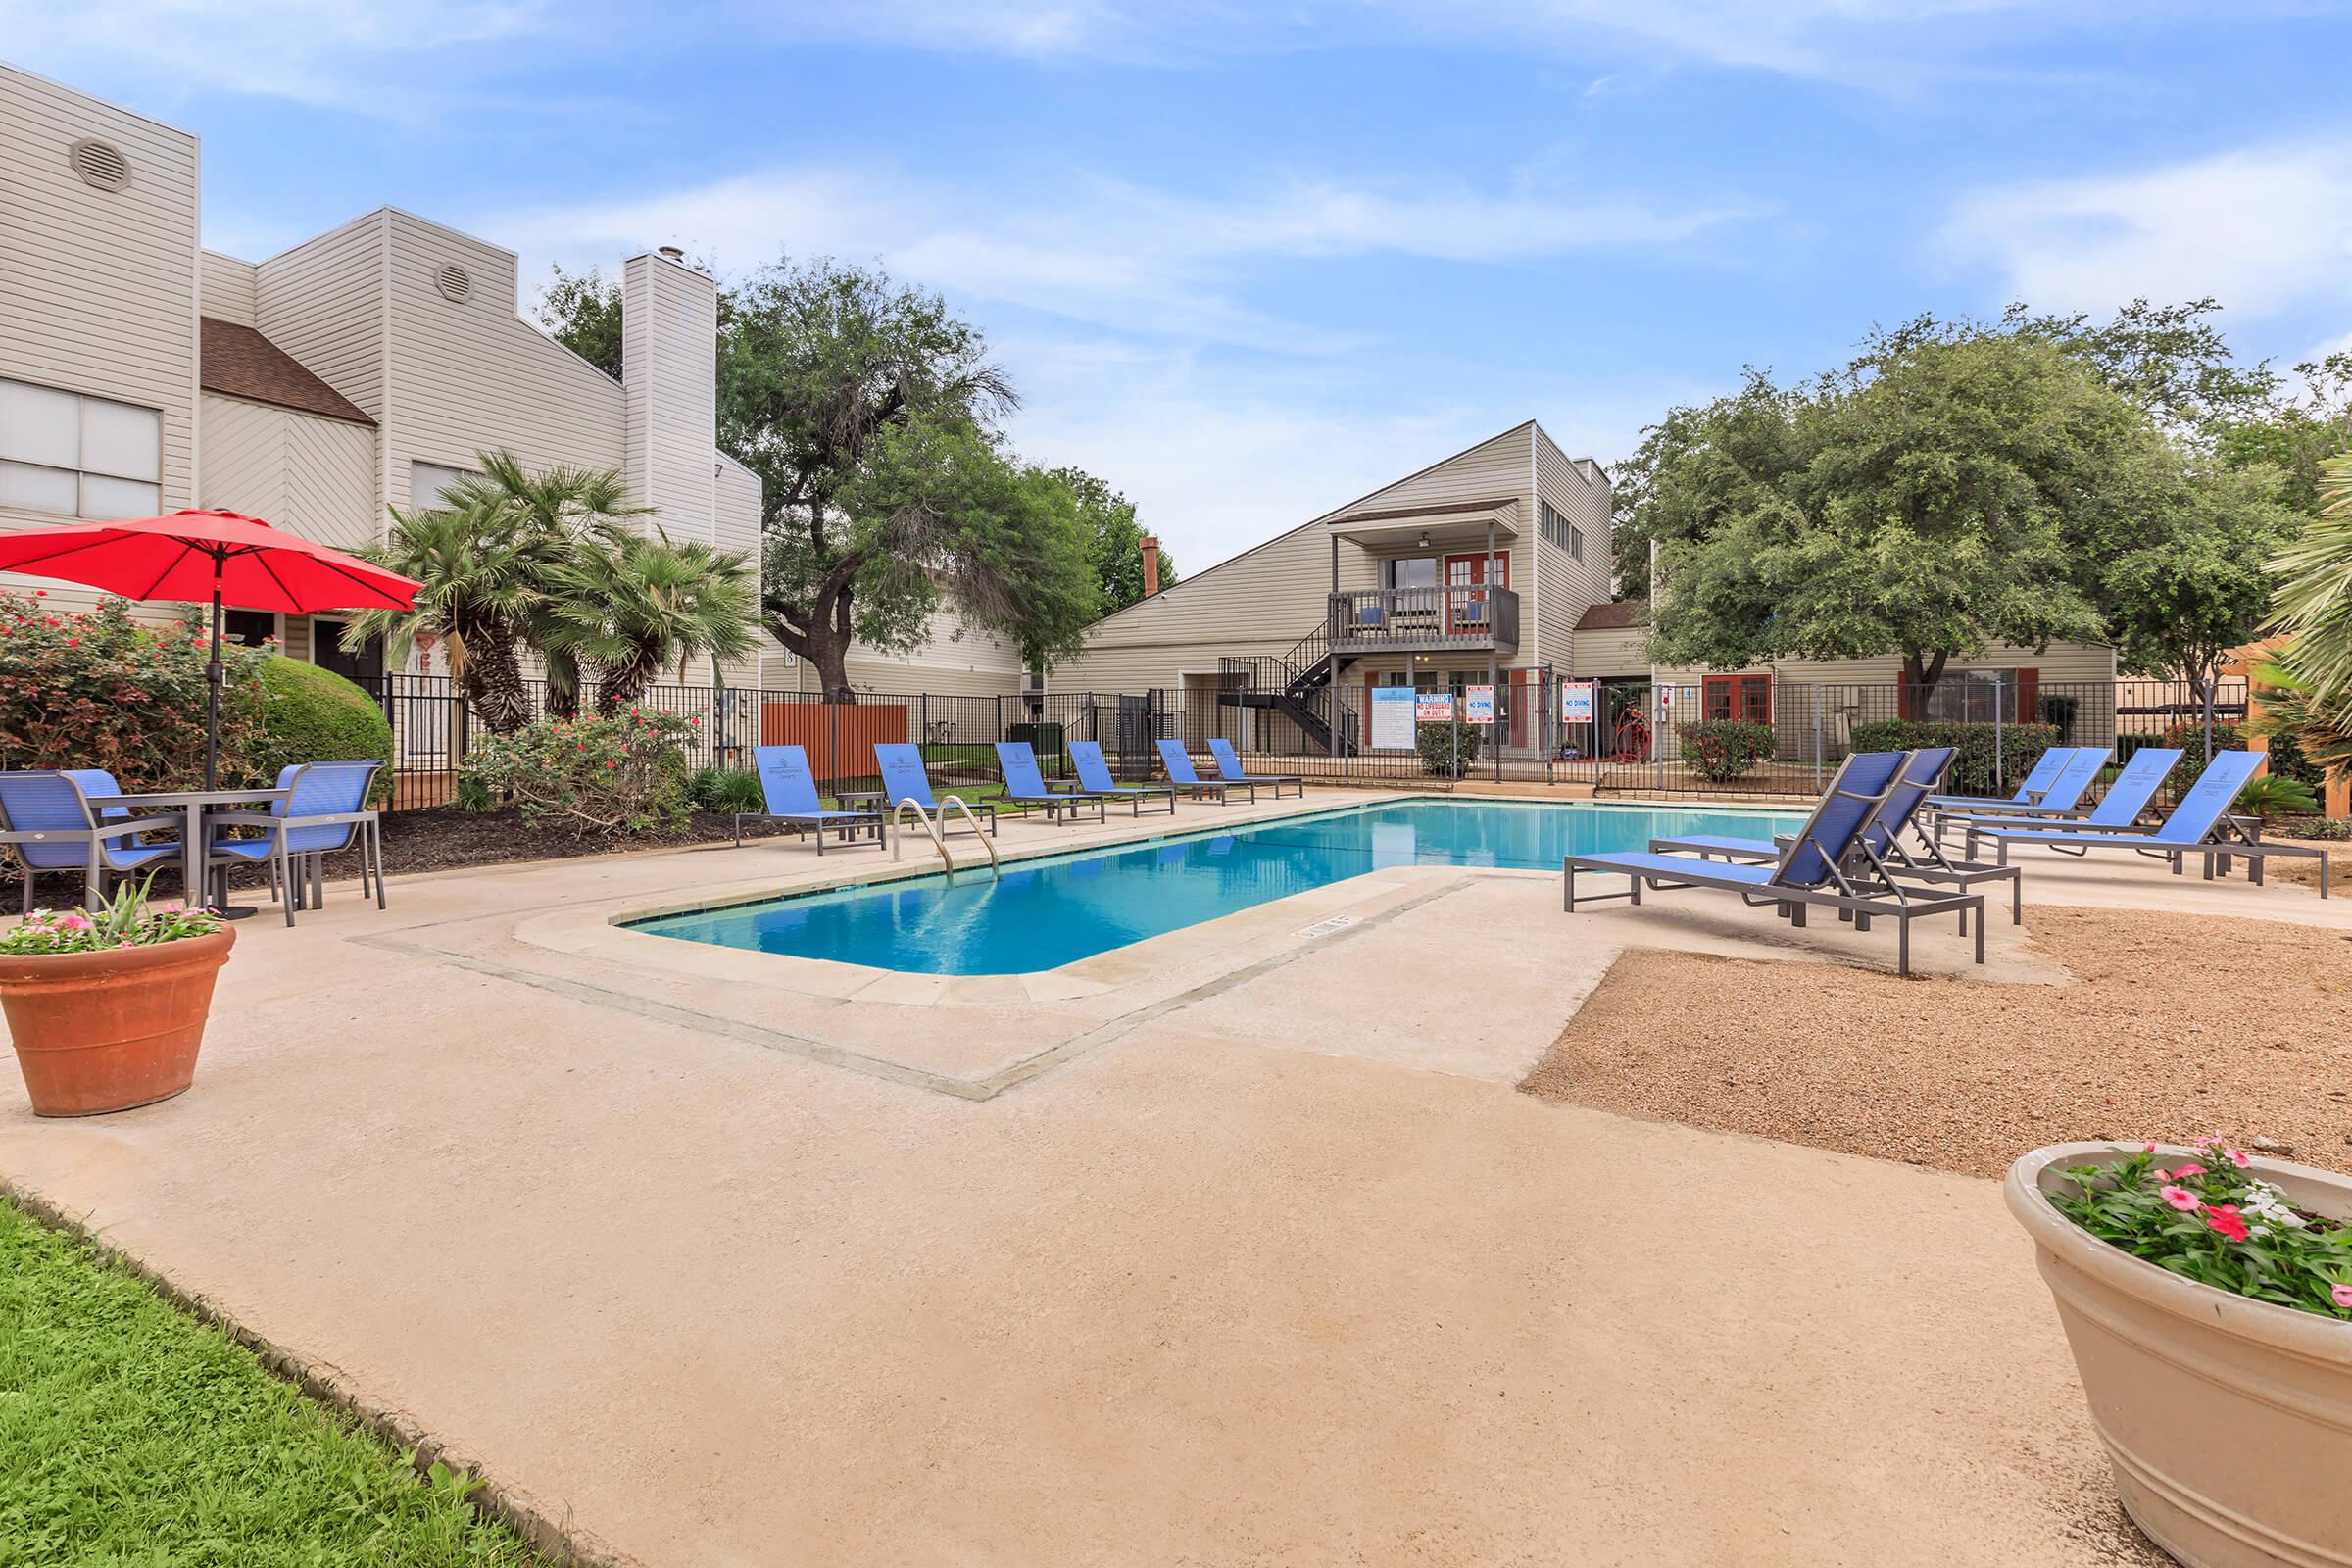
[2142,1142,2159,1154]
[2170,1163,2204,1179]
[2203,1206,2249,1243]
[2160,1185,2199,1212]
[2332,1285,2352,1310]
[2228,1148,2251,1169]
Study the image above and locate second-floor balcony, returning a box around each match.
[1328,585,1520,656]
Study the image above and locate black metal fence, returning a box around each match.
[360,670,2256,812]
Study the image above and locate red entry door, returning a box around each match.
[1444,552,1506,634]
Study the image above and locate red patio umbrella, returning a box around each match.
[0,510,419,786]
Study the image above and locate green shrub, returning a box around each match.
[688,765,765,814]
[1848,718,2060,798]
[2296,817,2352,841]
[0,593,265,788]
[255,657,393,804]
[1676,719,1777,782]
[458,709,697,834]
[1415,718,1481,778]
[2037,693,2079,744]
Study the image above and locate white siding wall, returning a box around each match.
[796,609,1027,699]
[255,213,386,422]
[379,212,627,514]
[1337,423,1540,655]
[622,253,719,544]
[0,64,197,613]
[197,393,376,550]
[1534,430,1612,673]
[199,249,255,326]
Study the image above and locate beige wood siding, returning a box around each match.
[200,249,256,326]
[790,610,1027,699]
[622,253,720,544]
[1534,430,1612,674]
[0,63,197,593]
[255,213,387,422]
[380,212,627,513]
[197,392,376,550]
[1335,422,1540,660]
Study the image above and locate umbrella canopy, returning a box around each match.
[0,509,416,612]
[0,509,420,787]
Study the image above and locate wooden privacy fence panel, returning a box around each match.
[758,702,909,783]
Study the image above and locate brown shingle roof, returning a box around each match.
[200,318,374,426]
[1575,600,1646,631]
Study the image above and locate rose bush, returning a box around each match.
[456,708,698,833]
[0,593,265,788]
[1676,718,1777,782]
[2047,1140,2352,1320]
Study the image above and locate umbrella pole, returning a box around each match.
[205,566,223,790]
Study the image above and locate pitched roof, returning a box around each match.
[1575,600,1646,631]
[199,318,374,426]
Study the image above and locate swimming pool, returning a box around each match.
[629,798,1807,977]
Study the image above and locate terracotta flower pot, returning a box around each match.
[2006,1142,2352,1568]
[0,927,234,1116]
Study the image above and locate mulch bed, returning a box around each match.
[0,808,817,906]
[1522,906,2352,1179]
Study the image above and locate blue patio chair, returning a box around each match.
[1922,745,2082,812]
[207,760,385,926]
[1068,740,1176,816]
[1565,750,1985,976]
[1205,738,1304,799]
[1925,746,2111,825]
[1647,748,2023,927]
[995,741,1108,824]
[1965,751,2329,896]
[0,770,184,912]
[1938,747,2179,845]
[738,745,885,854]
[1155,738,1256,805]
[872,743,997,837]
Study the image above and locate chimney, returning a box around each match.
[621,252,720,541]
[1141,534,1160,598]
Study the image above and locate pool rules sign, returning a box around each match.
[1369,686,1416,749]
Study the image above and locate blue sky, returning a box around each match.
[8,2,2352,571]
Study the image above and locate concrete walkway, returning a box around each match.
[8,794,2328,1566]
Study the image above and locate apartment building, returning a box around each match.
[1054,419,2117,753]
[0,60,762,685]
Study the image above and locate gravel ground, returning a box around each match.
[1523,906,2352,1179]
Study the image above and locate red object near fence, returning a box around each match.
[759,703,909,783]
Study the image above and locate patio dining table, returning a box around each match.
[84,786,289,917]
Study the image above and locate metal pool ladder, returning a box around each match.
[891,796,999,882]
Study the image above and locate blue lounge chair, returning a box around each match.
[1650,748,2025,927]
[1205,738,1304,799]
[1068,741,1176,816]
[1156,738,1255,805]
[1939,747,2179,846]
[206,760,385,925]
[0,770,184,912]
[1565,750,1985,975]
[872,744,997,837]
[995,741,1108,824]
[1923,746,2082,812]
[1926,746,2111,825]
[738,745,885,854]
[1967,750,2330,896]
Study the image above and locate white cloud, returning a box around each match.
[0,0,564,114]
[1941,140,2352,318]
[491,163,1755,350]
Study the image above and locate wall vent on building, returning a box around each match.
[432,263,473,304]
[67,137,132,193]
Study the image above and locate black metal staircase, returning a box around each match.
[1218,625,1359,757]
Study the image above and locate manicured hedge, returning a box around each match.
[1676,719,1777,782]
[256,657,393,804]
[1416,718,1481,778]
[1848,718,2060,798]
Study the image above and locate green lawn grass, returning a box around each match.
[0,1198,541,1567]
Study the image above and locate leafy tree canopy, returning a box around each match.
[1044,466,1176,612]
[533,265,624,380]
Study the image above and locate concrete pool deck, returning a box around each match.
[3,790,2343,1565]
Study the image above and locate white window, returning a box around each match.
[0,378,162,519]
[410,460,477,511]
[1923,669,2021,723]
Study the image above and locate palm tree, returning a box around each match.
[2266,452,2352,766]
[447,452,651,720]
[540,530,757,713]
[341,503,543,733]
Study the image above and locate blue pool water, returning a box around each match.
[630,799,1807,977]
